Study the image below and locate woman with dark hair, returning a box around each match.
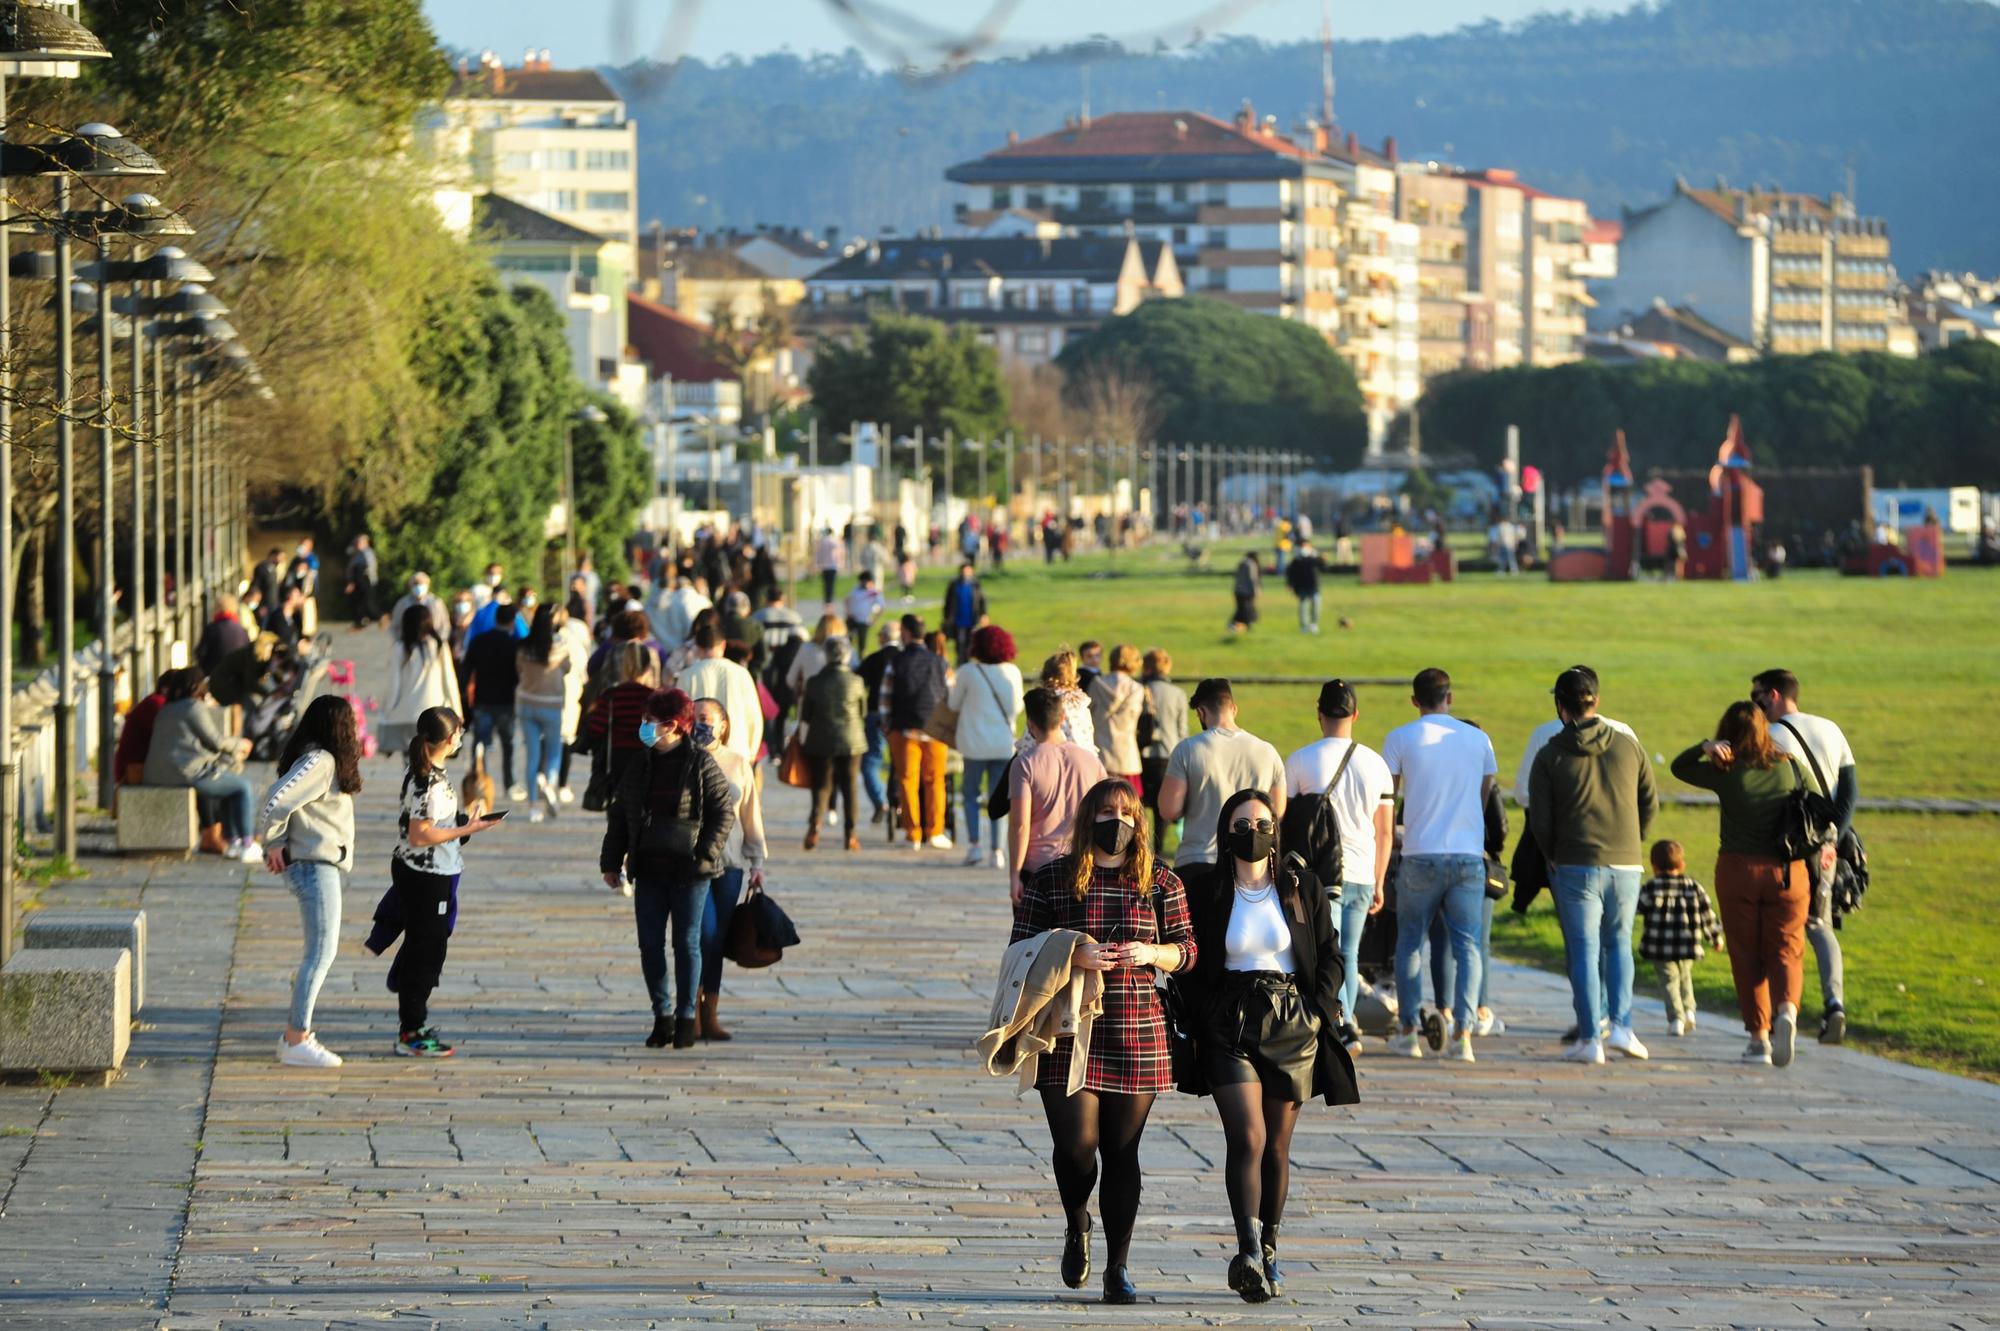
[146,668,260,860]
[1183,787,1356,1302]
[515,601,573,821]
[256,694,366,1069]
[599,688,736,1049]
[1011,778,1195,1304]
[948,623,1023,869]
[385,603,459,752]
[385,705,505,1057]
[1670,701,1812,1067]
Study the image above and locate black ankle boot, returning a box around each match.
[1228,1251,1271,1303]
[673,1016,698,1049]
[1261,1222,1283,1296]
[1101,1265,1136,1304]
[1060,1220,1091,1289]
[645,1016,672,1048]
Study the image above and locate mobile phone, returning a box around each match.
[485,809,509,822]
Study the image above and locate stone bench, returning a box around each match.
[115,785,198,858]
[0,948,131,1075]
[24,909,147,1014]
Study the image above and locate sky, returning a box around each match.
[422,0,1631,68]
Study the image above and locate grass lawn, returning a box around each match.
[866,540,2000,1079]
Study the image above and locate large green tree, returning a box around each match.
[807,313,1009,442]
[1055,297,1368,465]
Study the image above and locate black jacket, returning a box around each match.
[462,627,520,709]
[1183,858,1359,1107]
[887,643,947,731]
[599,740,735,881]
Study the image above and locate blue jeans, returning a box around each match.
[960,757,1010,848]
[1394,854,1485,1032]
[191,771,254,842]
[634,873,711,1020]
[1426,893,1497,1010]
[517,704,564,789]
[1551,864,1642,1036]
[701,867,746,993]
[285,861,343,1031]
[471,704,515,788]
[862,714,889,813]
[1334,881,1372,1024]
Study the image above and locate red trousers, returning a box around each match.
[1714,852,1808,1035]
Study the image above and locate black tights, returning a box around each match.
[1212,1082,1302,1254]
[1039,1088,1155,1270]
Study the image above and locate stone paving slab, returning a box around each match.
[2,624,1998,1330]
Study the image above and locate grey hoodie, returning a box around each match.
[258,748,356,872]
[1527,716,1658,869]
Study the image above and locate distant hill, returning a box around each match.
[611,0,2000,273]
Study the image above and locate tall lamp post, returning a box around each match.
[0,0,111,956]
[562,403,607,585]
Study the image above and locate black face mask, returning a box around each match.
[1228,826,1276,864]
[1092,818,1135,857]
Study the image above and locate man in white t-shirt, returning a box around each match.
[1380,667,1498,1062]
[1754,668,1858,1044]
[1285,679,1394,1052]
[1157,678,1286,884]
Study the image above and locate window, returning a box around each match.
[1205,228,1227,249]
[1016,329,1049,355]
[1171,183,1189,203]
[1025,189,1046,210]
[1206,182,1228,205]
[1079,186,1110,211]
[1133,183,1157,206]
[992,187,1012,209]
[548,189,578,211]
[584,148,631,171]
[585,191,630,210]
[501,152,534,171]
[543,149,579,171]
[1204,265,1226,290]
[955,288,987,309]
[1172,226,1190,246]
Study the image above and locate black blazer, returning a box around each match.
[1183,860,1360,1107]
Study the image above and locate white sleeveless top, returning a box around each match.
[1225,883,1297,973]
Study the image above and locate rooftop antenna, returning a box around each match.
[1321,0,1336,130]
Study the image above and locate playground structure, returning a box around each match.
[1358,529,1456,585]
[1551,418,1765,582]
[1845,518,1947,578]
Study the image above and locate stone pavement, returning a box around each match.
[2,627,1998,1330]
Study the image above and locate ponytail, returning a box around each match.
[403,705,463,802]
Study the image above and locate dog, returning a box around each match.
[461,747,496,819]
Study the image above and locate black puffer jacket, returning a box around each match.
[599,739,735,881]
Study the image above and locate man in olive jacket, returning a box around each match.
[1529,667,1658,1065]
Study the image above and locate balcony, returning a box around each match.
[1052,200,1199,225]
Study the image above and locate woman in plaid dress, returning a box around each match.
[1011,778,1196,1305]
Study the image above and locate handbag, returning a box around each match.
[581,730,613,812]
[1777,754,1837,864]
[922,696,960,748]
[726,878,801,969]
[1149,874,1207,1095]
[778,733,813,789]
[1483,852,1511,902]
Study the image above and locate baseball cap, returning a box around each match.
[1317,679,1357,718]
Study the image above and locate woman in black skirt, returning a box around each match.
[1184,788,1358,1302]
[1011,777,1197,1305]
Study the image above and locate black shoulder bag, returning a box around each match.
[1775,717,1864,918]
[1776,749,1837,864]
[1148,871,1207,1095]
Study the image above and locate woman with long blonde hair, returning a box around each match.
[1010,777,1196,1304]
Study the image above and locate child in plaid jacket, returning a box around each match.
[1637,840,1722,1035]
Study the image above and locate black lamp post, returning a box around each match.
[564,404,608,584]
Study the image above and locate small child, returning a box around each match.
[1636,839,1723,1036]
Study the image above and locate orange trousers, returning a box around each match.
[889,730,948,842]
[1714,852,1808,1035]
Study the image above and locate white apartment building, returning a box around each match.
[424,50,638,252]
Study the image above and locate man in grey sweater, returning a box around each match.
[1529,667,1659,1066]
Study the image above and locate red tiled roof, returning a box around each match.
[1680,184,1833,226]
[448,67,620,103]
[985,111,1308,161]
[1454,167,1568,201]
[627,294,733,384]
[1584,218,1623,245]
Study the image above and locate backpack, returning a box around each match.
[1279,741,1358,891]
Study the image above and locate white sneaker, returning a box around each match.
[1448,1032,1475,1063]
[234,839,265,863]
[619,877,634,898]
[508,785,529,802]
[537,774,561,819]
[1605,1025,1650,1060]
[276,1035,343,1068]
[907,838,923,852]
[1667,1017,1687,1037]
[1743,1036,1773,1064]
[528,807,546,824]
[557,785,576,805]
[1560,1038,1606,1064]
[1686,1012,1698,1033]
[1386,1031,1425,1059]
[1771,1005,1796,1068]
[928,834,955,850]
[961,847,983,867]
[827,809,839,827]
[1474,1009,1506,1038]
[991,848,1007,870]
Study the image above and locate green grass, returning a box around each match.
[903,540,2000,1079]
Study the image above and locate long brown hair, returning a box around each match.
[281,694,364,795]
[1062,778,1155,902]
[1714,700,1783,771]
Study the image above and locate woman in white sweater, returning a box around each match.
[384,604,459,749]
[948,624,1025,868]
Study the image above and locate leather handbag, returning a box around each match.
[581,731,613,812]
[778,733,813,789]
[726,878,802,969]
[922,696,959,748]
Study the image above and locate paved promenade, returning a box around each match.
[3,628,1998,1329]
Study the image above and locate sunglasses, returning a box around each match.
[1231,818,1276,835]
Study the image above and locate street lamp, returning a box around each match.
[0,0,111,963]
[563,403,607,585]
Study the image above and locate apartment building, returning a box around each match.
[1319,133,1419,447]
[1599,179,1917,356]
[472,194,644,408]
[802,234,1182,368]
[425,50,639,251]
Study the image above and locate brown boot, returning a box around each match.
[697,988,732,1042]
[845,833,861,852]
[803,826,819,851]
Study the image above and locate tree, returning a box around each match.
[1054,298,1367,465]
[702,286,794,414]
[806,313,1009,440]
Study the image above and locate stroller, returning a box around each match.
[245,631,338,762]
